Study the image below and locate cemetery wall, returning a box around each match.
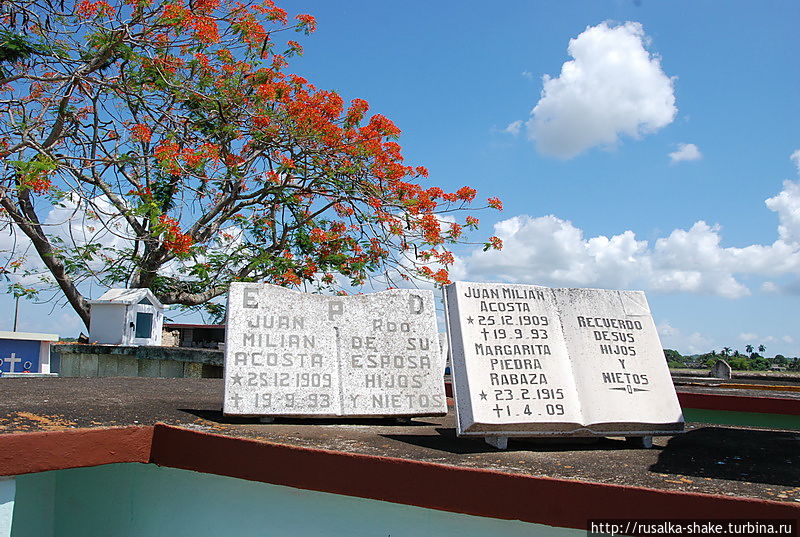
[55,344,222,378]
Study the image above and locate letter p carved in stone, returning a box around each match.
[328,300,344,320]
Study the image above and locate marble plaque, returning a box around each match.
[444,281,684,437]
[224,283,447,417]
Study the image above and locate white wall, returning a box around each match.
[126,304,163,346]
[89,303,163,346]
[0,477,15,537]
[88,304,126,345]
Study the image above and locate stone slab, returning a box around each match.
[59,354,79,377]
[159,359,184,379]
[97,355,120,377]
[117,356,139,377]
[78,354,99,378]
[444,281,684,437]
[223,283,447,417]
[138,359,160,378]
[184,362,204,379]
[711,360,732,379]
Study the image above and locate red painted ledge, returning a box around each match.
[677,392,800,415]
[149,423,799,529]
[0,426,153,476]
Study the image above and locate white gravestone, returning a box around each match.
[444,282,684,441]
[224,283,447,418]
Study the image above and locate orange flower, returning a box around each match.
[130,124,152,143]
[438,250,455,265]
[159,215,193,254]
[456,186,477,202]
[281,268,301,285]
[309,228,327,242]
[193,0,219,14]
[295,14,317,33]
[192,16,220,43]
[432,269,451,285]
[488,197,503,210]
[76,0,115,19]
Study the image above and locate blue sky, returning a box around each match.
[5,1,799,357]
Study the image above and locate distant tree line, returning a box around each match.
[664,346,800,372]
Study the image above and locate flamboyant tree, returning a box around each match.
[0,0,502,327]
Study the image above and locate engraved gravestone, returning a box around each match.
[444,281,683,441]
[224,283,447,417]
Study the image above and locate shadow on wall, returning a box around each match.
[382,428,630,455]
[178,408,439,427]
[649,427,800,487]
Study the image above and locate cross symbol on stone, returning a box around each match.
[2,353,21,373]
[230,393,242,407]
[493,404,504,418]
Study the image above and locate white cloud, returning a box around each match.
[657,322,678,337]
[655,321,715,354]
[504,120,524,136]
[761,281,779,293]
[738,332,758,342]
[0,194,135,288]
[525,21,676,158]
[521,70,534,80]
[463,214,649,289]
[460,180,800,298]
[761,278,800,296]
[0,193,247,300]
[765,179,800,245]
[686,332,713,355]
[669,143,702,163]
[783,335,795,344]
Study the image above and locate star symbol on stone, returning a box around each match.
[231,373,243,386]
[467,316,474,324]
[479,391,487,400]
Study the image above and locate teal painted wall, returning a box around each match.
[8,472,53,537]
[12,464,576,537]
[682,409,800,430]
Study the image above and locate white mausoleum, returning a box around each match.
[88,288,164,346]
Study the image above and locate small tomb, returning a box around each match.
[88,288,164,346]
[0,331,58,376]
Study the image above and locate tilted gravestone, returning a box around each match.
[224,283,447,417]
[444,281,683,447]
[711,359,732,380]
